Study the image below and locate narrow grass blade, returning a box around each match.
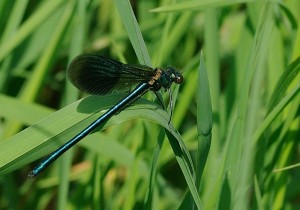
[150,0,260,13]
[0,95,159,176]
[114,0,151,66]
[196,52,212,187]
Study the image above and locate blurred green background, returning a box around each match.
[0,0,299,209]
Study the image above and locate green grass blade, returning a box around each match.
[196,52,212,188]
[0,96,157,175]
[150,0,264,13]
[0,94,53,126]
[114,0,151,66]
[165,127,202,210]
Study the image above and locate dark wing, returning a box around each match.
[67,54,156,95]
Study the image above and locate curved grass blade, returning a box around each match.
[0,95,156,175]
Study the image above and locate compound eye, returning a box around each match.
[175,75,183,84]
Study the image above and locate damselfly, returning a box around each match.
[28,54,183,178]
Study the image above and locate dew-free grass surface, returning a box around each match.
[0,0,299,210]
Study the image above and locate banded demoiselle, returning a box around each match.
[28,54,183,178]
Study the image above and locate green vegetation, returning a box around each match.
[0,0,299,209]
